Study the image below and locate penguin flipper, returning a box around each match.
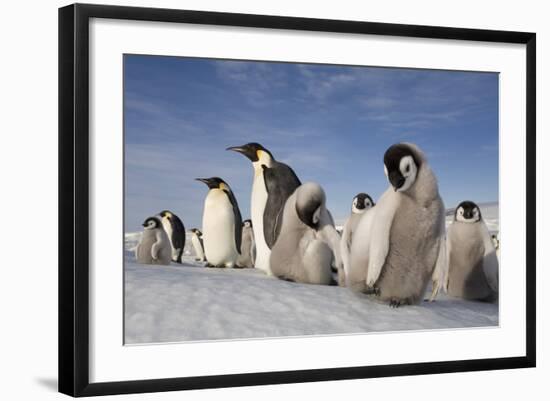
[151,242,160,260]
[340,218,352,286]
[223,189,243,253]
[429,233,448,301]
[170,215,186,250]
[429,213,448,301]
[151,230,164,260]
[262,163,301,248]
[366,189,398,288]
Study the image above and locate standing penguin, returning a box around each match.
[158,210,186,263]
[236,219,256,268]
[446,201,499,302]
[270,182,343,285]
[196,177,242,268]
[190,228,205,262]
[339,193,375,286]
[135,216,172,265]
[227,143,301,274]
[348,143,447,307]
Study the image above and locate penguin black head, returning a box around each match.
[352,193,374,213]
[243,219,252,228]
[226,142,273,163]
[142,216,161,230]
[383,143,421,192]
[191,228,202,236]
[195,177,230,191]
[455,200,481,223]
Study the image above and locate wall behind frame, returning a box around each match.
[0,0,546,400]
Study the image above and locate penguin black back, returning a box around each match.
[262,162,301,248]
[225,186,243,254]
[160,210,186,249]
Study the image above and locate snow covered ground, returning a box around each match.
[124,203,499,344]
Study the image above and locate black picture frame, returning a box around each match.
[58,3,536,397]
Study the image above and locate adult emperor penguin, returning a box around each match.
[135,216,172,265]
[190,228,205,262]
[196,177,242,268]
[446,201,499,301]
[348,143,447,307]
[227,143,301,274]
[339,193,375,286]
[158,210,186,263]
[270,182,343,285]
[237,219,256,268]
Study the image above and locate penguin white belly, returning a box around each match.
[160,219,177,260]
[191,234,205,260]
[203,191,238,267]
[251,172,271,274]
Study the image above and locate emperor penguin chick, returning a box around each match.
[135,216,172,265]
[270,182,343,285]
[237,220,256,268]
[348,143,447,307]
[339,193,375,286]
[196,177,242,268]
[446,201,499,302]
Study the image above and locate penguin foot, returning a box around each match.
[389,298,411,308]
[365,286,380,296]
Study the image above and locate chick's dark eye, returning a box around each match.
[405,165,410,173]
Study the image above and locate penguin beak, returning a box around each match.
[196,177,219,189]
[388,171,405,191]
[195,178,210,185]
[226,145,258,162]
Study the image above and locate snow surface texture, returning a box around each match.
[124,203,499,344]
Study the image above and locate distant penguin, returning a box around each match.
[158,210,186,263]
[348,143,447,307]
[135,216,172,265]
[339,193,375,286]
[446,201,499,302]
[196,177,242,268]
[227,143,301,274]
[190,228,205,262]
[237,219,256,268]
[270,182,343,285]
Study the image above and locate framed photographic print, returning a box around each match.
[58,3,536,397]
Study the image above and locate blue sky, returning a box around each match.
[124,55,499,232]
